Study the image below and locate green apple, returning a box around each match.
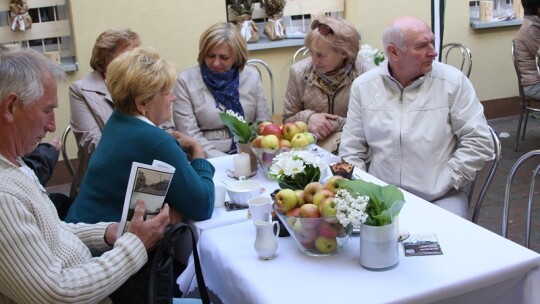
[261,134,280,150]
[303,182,324,204]
[291,132,310,148]
[314,235,338,254]
[306,132,316,144]
[319,197,338,222]
[312,189,335,207]
[274,188,298,213]
[282,122,302,140]
[295,121,309,133]
[324,175,344,193]
[294,189,306,207]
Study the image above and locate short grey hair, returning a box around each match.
[0,48,65,106]
[382,22,407,56]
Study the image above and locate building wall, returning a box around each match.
[56,0,520,158]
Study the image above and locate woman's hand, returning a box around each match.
[171,131,205,160]
[308,113,338,140]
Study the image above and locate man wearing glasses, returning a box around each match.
[339,16,493,218]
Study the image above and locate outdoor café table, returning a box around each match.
[195,169,540,304]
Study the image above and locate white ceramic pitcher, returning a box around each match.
[254,220,280,260]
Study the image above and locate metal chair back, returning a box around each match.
[511,39,540,151]
[501,150,540,248]
[292,46,311,64]
[246,59,275,115]
[470,126,502,223]
[60,125,75,178]
[441,43,472,78]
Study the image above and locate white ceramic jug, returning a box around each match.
[254,220,280,260]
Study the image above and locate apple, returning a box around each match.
[251,135,264,148]
[291,132,310,148]
[312,189,335,207]
[286,207,300,226]
[282,122,302,140]
[303,182,324,204]
[319,197,338,222]
[317,221,338,238]
[262,124,282,138]
[293,220,318,243]
[257,121,273,135]
[274,188,298,213]
[294,189,305,207]
[306,132,316,144]
[295,121,308,133]
[324,175,344,193]
[299,203,320,228]
[337,225,349,237]
[279,138,292,149]
[261,134,280,150]
[314,235,338,254]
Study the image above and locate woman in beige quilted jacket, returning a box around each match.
[283,16,375,153]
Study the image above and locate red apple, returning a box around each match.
[317,221,338,238]
[293,220,318,243]
[282,122,302,140]
[257,121,273,135]
[251,135,264,148]
[303,182,324,204]
[312,189,335,207]
[286,207,300,226]
[279,138,292,149]
[262,124,282,138]
[314,235,338,254]
[324,175,344,193]
[299,203,320,228]
[274,188,298,213]
[261,134,280,150]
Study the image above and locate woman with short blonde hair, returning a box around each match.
[174,22,270,158]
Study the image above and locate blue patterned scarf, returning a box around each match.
[200,64,244,118]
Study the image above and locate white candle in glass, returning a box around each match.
[234,152,251,178]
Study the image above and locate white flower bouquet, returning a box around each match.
[268,150,325,190]
[359,44,385,66]
[335,179,405,233]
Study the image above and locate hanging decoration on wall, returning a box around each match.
[9,0,32,32]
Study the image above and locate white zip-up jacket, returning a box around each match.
[340,60,493,202]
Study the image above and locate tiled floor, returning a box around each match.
[470,114,540,253]
[46,115,540,253]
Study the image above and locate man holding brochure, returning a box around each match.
[0,48,170,303]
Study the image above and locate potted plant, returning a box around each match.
[227,0,259,43]
[335,179,405,270]
[260,0,287,40]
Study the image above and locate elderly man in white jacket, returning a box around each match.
[339,16,493,218]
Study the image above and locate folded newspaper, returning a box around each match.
[117,160,175,239]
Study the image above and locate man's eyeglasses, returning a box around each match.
[311,20,334,36]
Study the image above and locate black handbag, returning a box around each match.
[148,223,210,304]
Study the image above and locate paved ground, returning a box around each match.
[470,115,540,253]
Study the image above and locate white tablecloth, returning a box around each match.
[196,182,540,304]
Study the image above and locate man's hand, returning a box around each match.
[171,131,205,160]
[127,200,170,250]
[308,113,338,140]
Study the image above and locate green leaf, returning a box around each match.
[218,112,254,144]
[337,179,405,226]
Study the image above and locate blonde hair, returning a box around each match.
[106,47,176,115]
[305,16,360,65]
[90,28,141,74]
[197,22,248,70]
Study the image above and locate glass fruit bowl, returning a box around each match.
[250,132,318,176]
[272,204,351,257]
